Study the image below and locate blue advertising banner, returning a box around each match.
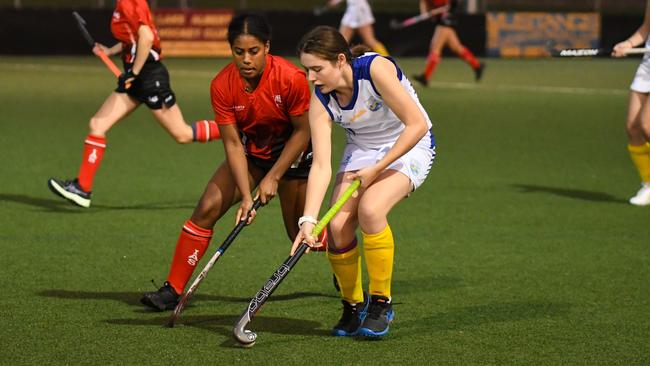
[487,12,600,57]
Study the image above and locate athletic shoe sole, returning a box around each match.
[48,179,90,208]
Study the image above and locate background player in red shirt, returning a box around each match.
[141,13,316,311]
[413,0,484,86]
[47,0,220,208]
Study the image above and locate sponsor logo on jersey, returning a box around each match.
[232,105,246,111]
[274,94,283,108]
[365,97,383,112]
[350,109,367,122]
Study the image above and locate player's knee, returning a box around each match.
[357,203,383,227]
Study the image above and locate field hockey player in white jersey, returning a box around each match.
[291,25,436,338]
[612,0,650,206]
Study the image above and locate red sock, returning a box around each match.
[458,47,480,69]
[166,220,213,294]
[76,134,106,192]
[423,51,441,81]
[192,120,221,142]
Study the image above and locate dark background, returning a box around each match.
[0,9,642,57]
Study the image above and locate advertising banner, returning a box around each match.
[154,9,233,57]
[486,12,600,57]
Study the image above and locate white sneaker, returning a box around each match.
[629,183,650,206]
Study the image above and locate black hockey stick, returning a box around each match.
[233,180,360,347]
[551,47,650,57]
[389,5,449,30]
[167,197,262,327]
[72,11,121,76]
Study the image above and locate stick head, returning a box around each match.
[233,329,257,347]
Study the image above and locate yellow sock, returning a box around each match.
[362,225,394,298]
[372,42,390,57]
[628,143,650,182]
[328,244,363,304]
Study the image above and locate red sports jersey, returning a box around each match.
[425,0,449,10]
[111,0,162,64]
[211,55,310,161]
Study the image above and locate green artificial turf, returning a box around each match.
[0,55,648,364]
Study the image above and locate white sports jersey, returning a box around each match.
[315,53,434,150]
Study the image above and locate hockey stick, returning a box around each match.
[72,11,122,77]
[551,47,650,57]
[233,179,361,347]
[390,5,449,30]
[166,197,262,328]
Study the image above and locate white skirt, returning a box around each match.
[337,142,435,190]
[340,0,375,28]
[631,57,650,93]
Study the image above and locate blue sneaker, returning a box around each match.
[48,178,91,208]
[357,295,394,338]
[331,294,368,336]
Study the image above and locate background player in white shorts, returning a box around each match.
[323,0,390,56]
[293,25,435,338]
[613,0,650,205]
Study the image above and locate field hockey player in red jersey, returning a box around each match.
[141,13,322,311]
[47,0,221,208]
[612,0,650,206]
[293,26,435,338]
[412,0,484,86]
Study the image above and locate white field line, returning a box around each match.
[0,62,629,96]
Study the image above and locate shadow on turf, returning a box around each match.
[404,301,572,331]
[105,314,328,346]
[513,184,626,203]
[38,289,337,308]
[0,193,195,212]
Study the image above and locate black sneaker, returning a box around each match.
[357,295,394,338]
[412,73,429,87]
[140,282,180,311]
[474,63,485,82]
[47,178,91,208]
[331,294,368,337]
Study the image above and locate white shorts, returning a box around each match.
[337,143,435,190]
[341,0,375,28]
[631,56,650,93]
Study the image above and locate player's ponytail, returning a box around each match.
[297,25,353,64]
[228,13,272,45]
[350,44,371,57]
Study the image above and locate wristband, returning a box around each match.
[298,215,318,228]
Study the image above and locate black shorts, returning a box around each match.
[434,12,458,28]
[116,61,176,110]
[247,154,312,180]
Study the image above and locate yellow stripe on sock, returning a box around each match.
[328,245,363,304]
[362,225,394,298]
[628,143,650,182]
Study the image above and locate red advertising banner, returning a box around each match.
[154,8,234,57]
